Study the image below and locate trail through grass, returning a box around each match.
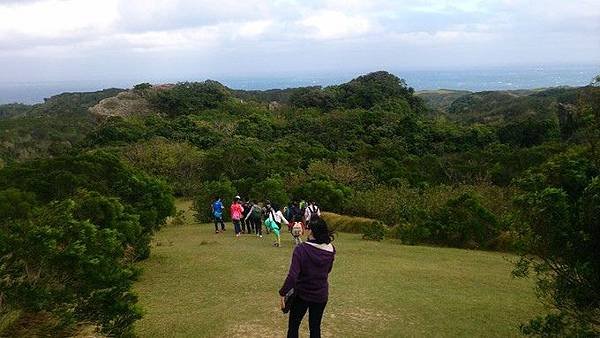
[134,201,542,337]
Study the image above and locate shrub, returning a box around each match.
[169,210,186,227]
[122,138,205,196]
[250,177,289,207]
[361,221,386,241]
[292,180,351,212]
[150,81,231,116]
[0,151,174,259]
[390,223,431,245]
[513,179,600,336]
[320,212,377,233]
[425,192,500,249]
[193,179,237,223]
[0,199,141,336]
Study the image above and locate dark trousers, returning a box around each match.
[233,220,241,234]
[214,217,225,231]
[287,297,327,338]
[250,217,261,235]
[245,217,254,233]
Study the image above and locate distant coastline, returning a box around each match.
[1,64,598,105]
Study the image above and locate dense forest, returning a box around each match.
[1,71,598,336]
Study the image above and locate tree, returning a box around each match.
[0,151,175,259]
[513,146,599,335]
[250,177,288,207]
[193,179,237,222]
[292,180,351,212]
[0,198,142,336]
[150,81,231,116]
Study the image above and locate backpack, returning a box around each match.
[291,222,303,237]
[251,205,261,218]
[307,205,319,220]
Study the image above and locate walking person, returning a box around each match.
[304,200,321,225]
[242,199,253,234]
[264,217,281,247]
[265,203,289,246]
[244,200,263,237]
[212,196,226,233]
[280,217,336,338]
[230,196,244,237]
[262,203,271,234]
[288,201,305,245]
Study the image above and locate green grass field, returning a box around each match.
[133,201,543,337]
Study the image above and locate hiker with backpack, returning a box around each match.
[265,203,289,247]
[230,196,244,237]
[264,216,281,247]
[288,201,305,245]
[212,196,226,233]
[304,201,321,225]
[244,200,263,237]
[280,217,336,338]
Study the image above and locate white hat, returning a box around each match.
[235,195,241,199]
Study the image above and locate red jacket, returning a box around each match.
[230,203,244,221]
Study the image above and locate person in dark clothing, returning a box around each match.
[279,217,335,338]
[289,201,303,223]
[242,199,252,234]
[244,200,263,237]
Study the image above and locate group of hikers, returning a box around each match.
[211,196,321,247]
[211,195,334,338]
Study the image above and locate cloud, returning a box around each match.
[235,20,273,39]
[0,0,118,39]
[0,0,597,82]
[298,10,373,40]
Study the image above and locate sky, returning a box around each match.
[0,0,599,84]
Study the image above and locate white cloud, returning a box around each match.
[298,10,372,40]
[235,20,273,39]
[0,0,597,82]
[0,0,119,39]
[115,26,221,52]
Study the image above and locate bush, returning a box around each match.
[0,199,141,336]
[0,151,174,259]
[361,221,386,241]
[0,152,175,335]
[193,179,237,223]
[250,177,289,207]
[514,179,600,336]
[150,81,231,116]
[425,192,500,249]
[122,138,205,196]
[390,223,431,245]
[292,180,351,212]
[169,210,186,227]
[320,212,377,233]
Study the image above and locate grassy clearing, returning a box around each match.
[134,201,543,337]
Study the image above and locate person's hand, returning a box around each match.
[280,296,285,310]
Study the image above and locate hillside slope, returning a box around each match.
[134,201,542,337]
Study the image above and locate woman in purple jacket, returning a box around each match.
[279,217,336,338]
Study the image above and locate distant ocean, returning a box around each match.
[0,64,598,105]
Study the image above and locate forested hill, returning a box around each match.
[1,70,599,336]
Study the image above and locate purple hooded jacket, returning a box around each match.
[279,241,336,303]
